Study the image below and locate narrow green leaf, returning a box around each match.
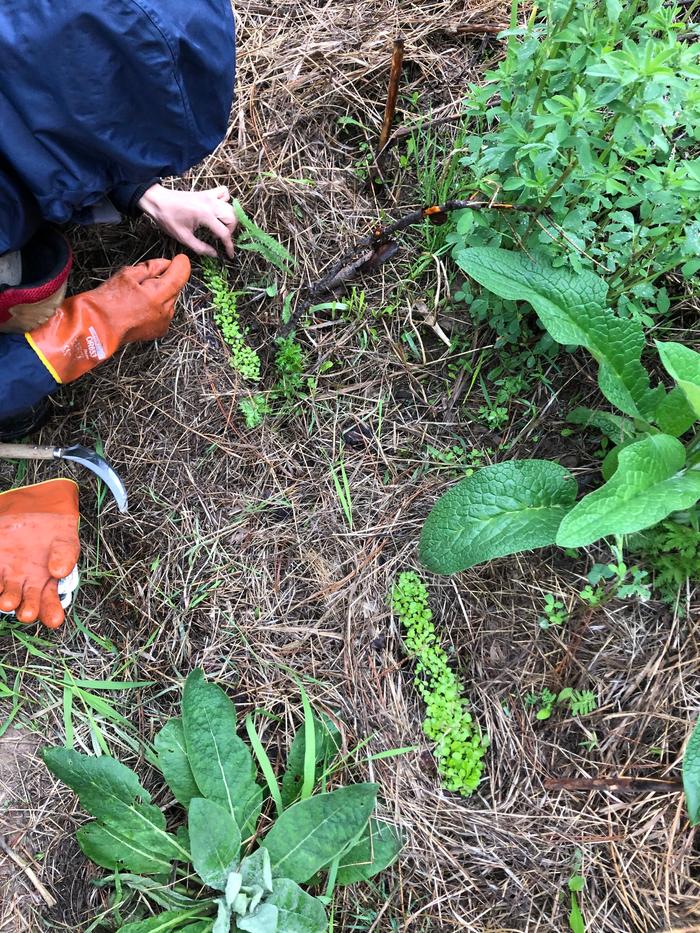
[263,784,377,883]
[458,248,657,418]
[181,670,262,837]
[557,435,700,547]
[281,713,341,809]
[188,797,241,891]
[299,687,316,802]
[245,716,283,817]
[656,341,700,419]
[335,819,404,885]
[683,718,700,826]
[154,718,199,808]
[420,461,577,574]
[267,878,327,933]
[99,874,204,910]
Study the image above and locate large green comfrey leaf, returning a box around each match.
[189,797,242,891]
[557,435,700,547]
[182,670,262,837]
[43,749,187,870]
[656,341,700,419]
[335,818,403,885]
[420,461,577,574]
[653,387,696,438]
[263,783,378,883]
[267,878,327,933]
[457,248,658,418]
[237,904,279,932]
[154,718,199,808]
[683,718,700,826]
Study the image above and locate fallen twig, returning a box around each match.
[544,776,684,796]
[374,37,405,182]
[278,198,530,337]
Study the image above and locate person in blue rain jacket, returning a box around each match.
[0,1,236,628]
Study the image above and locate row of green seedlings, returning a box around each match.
[203,260,312,428]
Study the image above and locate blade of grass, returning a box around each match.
[245,715,283,817]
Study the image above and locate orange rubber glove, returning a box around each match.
[0,479,80,629]
[25,255,191,384]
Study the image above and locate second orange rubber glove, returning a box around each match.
[25,255,191,384]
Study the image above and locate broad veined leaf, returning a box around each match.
[267,878,327,933]
[181,670,262,837]
[457,248,658,417]
[155,718,199,808]
[656,341,700,418]
[43,749,187,868]
[281,713,342,809]
[557,435,700,547]
[653,387,696,438]
[263,784,378,883]
[237,904,279,933]
[566,406,634,443]
[189,797,242,891]
[683,718,700,826]
[419,461,578,574]
[118,908,211,932]
[78,821,174,875]
[335,819,404,885]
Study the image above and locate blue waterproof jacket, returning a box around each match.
[0,0,236,418]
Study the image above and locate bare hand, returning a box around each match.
[138,184,237,258]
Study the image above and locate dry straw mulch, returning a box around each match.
[2,1,699,931]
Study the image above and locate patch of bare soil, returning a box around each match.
[1,0,699,931]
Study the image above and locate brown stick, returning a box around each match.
[448,23,509,35]
[0,836,57,907]
[544,776,684,795]
[377,38,405,164]
[277,198,530,337]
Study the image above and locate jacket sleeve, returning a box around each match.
[0,334,58,419]
[0,158,41,254]
[109,178,161,217]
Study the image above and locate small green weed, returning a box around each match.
[568,873,586,933]
[538,593,569,629]
[629,519,700,612]
[525,687,597,720]
[239,393,270,429]
[391,572,488,795]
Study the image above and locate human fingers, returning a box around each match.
[0,577,23,613]
[172,226,218,258]
[213,186,231,201]
[16,583,42,624]
[201,215,235,259]
[39,578,65,629]
[127,258,172,284]
[47,536,81,581]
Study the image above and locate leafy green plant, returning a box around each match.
[525,687,597,720]
[43,670,403,932]
[203,262,261,382]
[444,0,700,345]
[683,717,700,826]
[420,249,700,575]
[231,200,294,274]
[629,519,700,611]
[538,593,568,629]
[391,572,488,794]
[239,394,270,429]
[568,874,586,933]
